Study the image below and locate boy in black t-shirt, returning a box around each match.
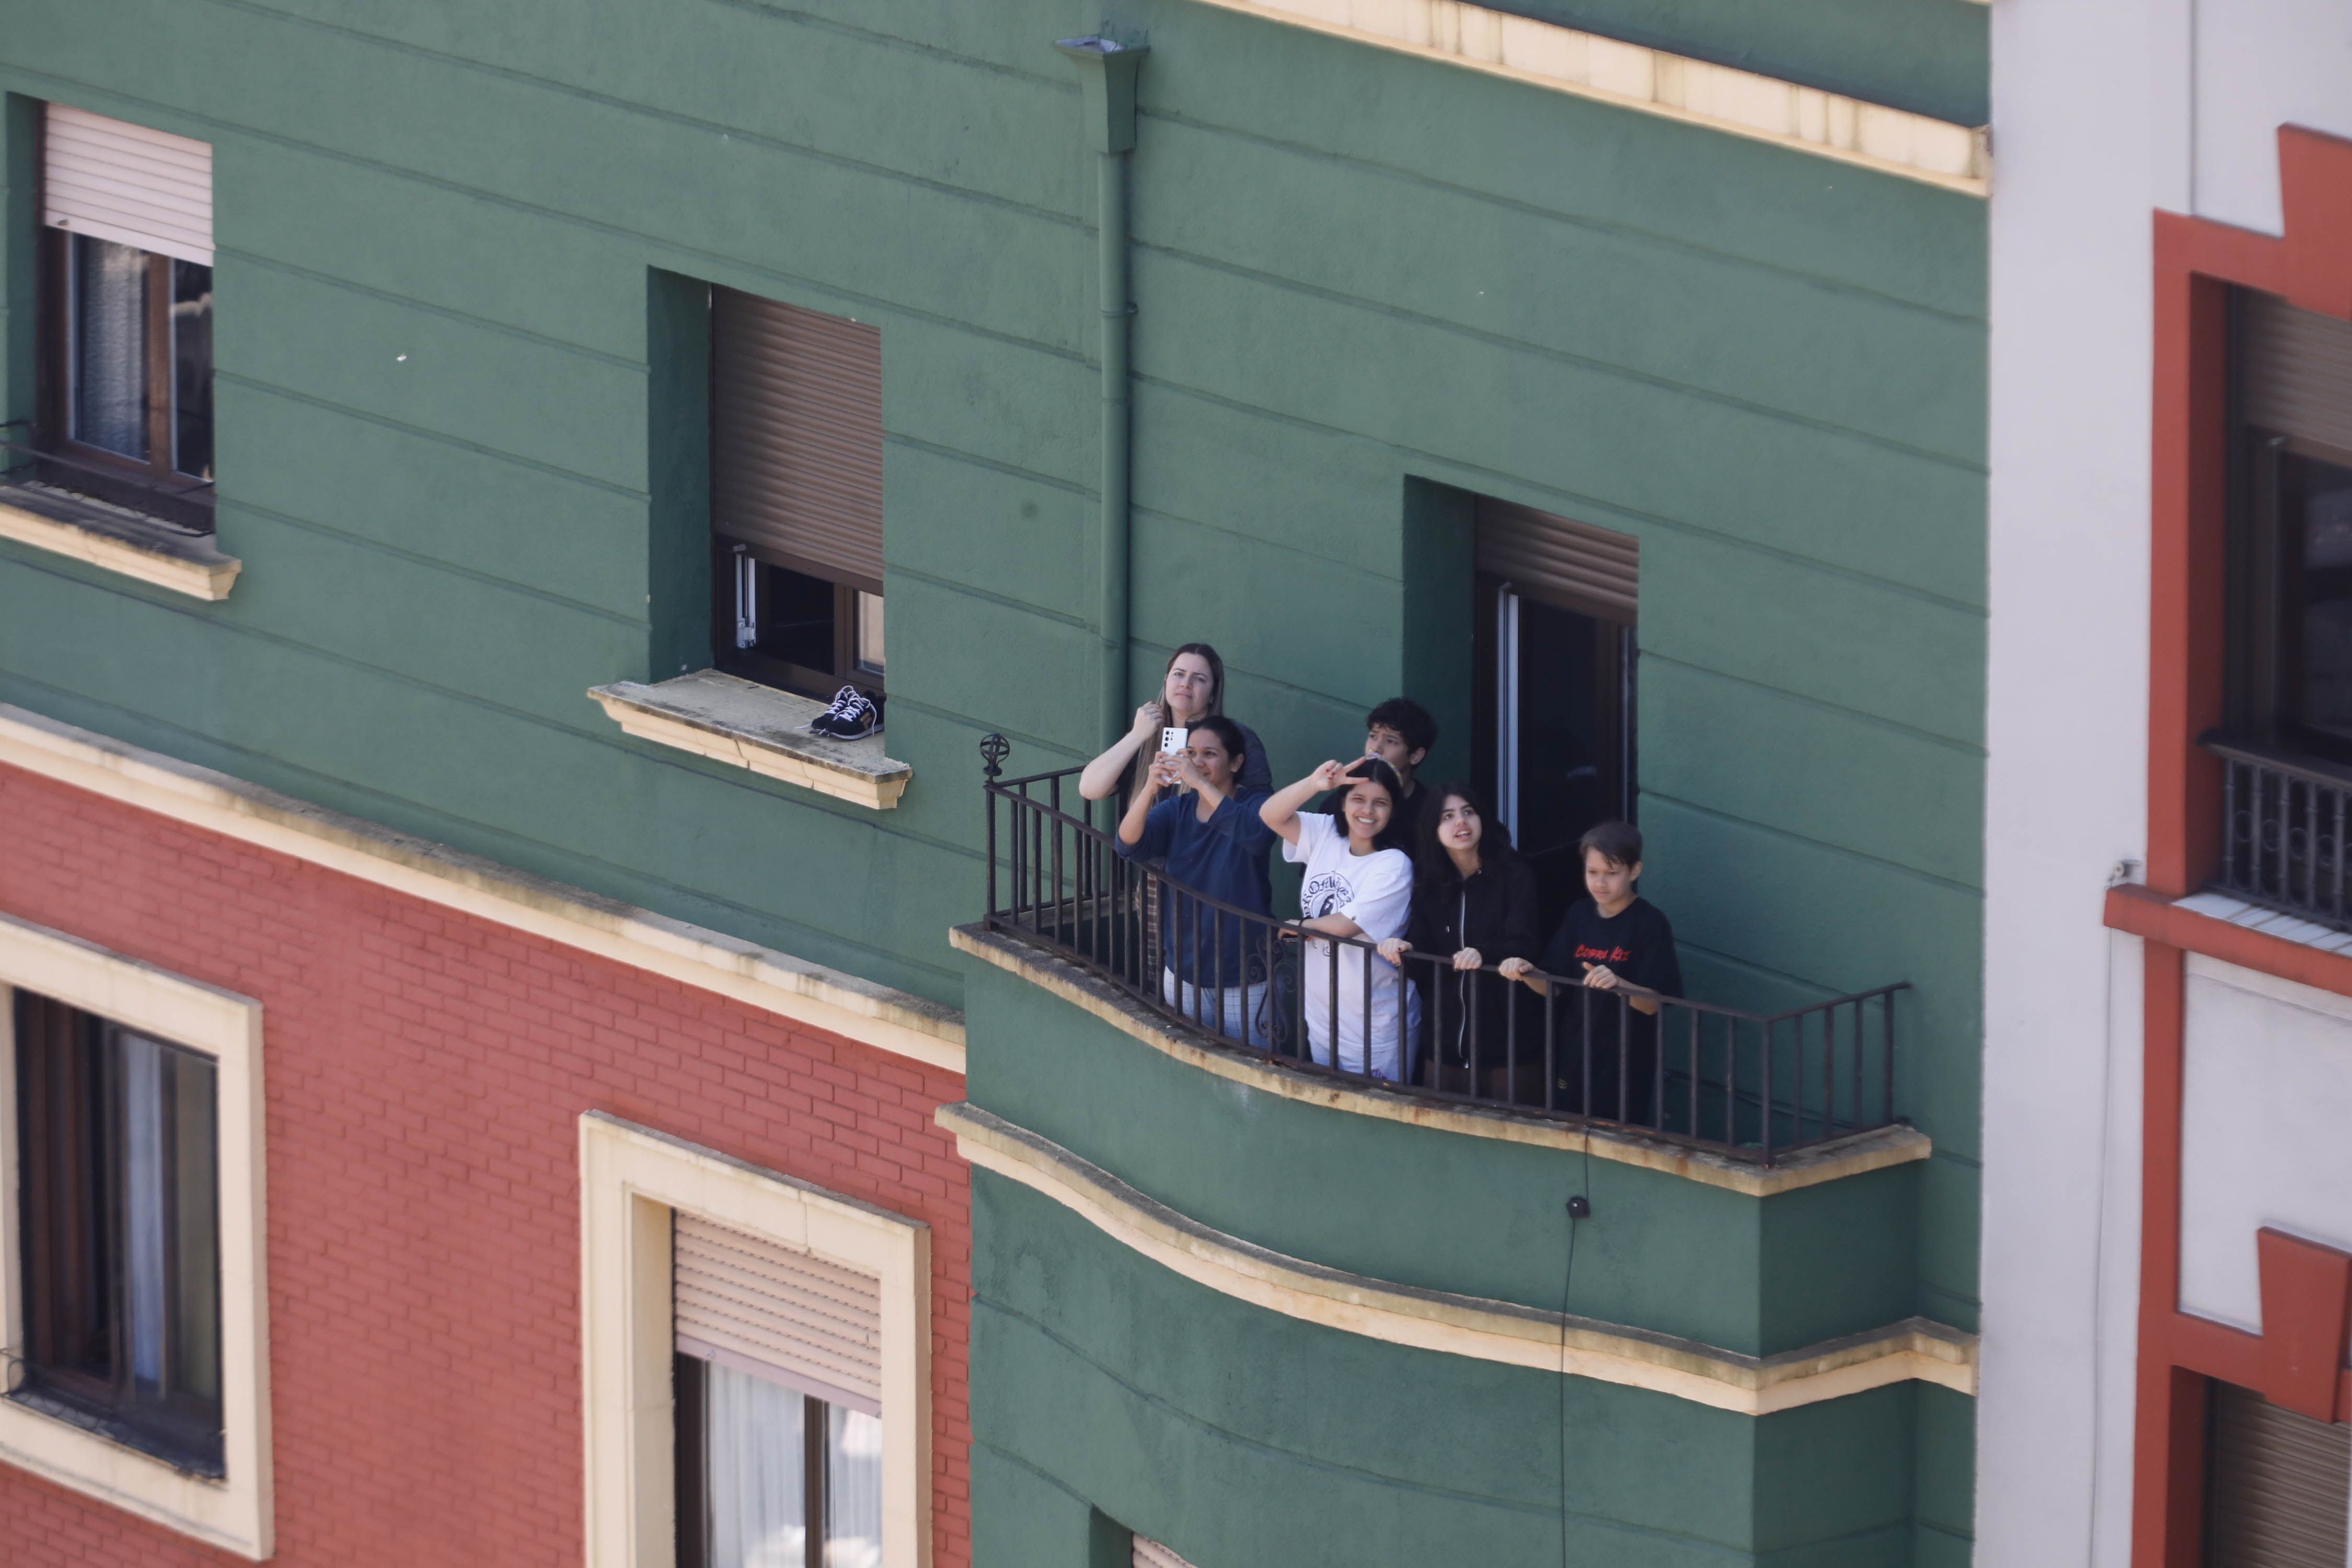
[1500,820,1682,1128]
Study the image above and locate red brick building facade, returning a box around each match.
[0,746,971,1566]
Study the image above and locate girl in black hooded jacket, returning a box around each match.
[1376,782,1542,1100]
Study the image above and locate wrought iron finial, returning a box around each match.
[979,733,1011,782]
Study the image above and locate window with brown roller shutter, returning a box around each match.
[708,286,888,699]
[2203,1380,2350,1567]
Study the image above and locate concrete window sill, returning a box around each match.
[589,669,911,810]
[0,485,240,601]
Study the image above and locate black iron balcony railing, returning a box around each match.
[979,739,1907,1165]
[2206,732,2352,930]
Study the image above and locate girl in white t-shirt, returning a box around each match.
[1260,757,1419,1080]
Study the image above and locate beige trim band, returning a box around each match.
[0,495,240,601]
[950,925,1927,1197]
[1187,0,1988,195]
[942,1102,1975,1414]
[0,706,965,1073]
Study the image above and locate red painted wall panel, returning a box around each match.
[0,762,972,1567]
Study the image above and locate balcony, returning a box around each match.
[974,737,1909,1168]
[2205,732,2352,937]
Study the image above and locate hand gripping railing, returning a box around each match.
[979,737,1907,1164]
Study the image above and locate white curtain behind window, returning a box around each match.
[824,1404,883,1568]
[706,1359,809,1568]
[121,1032,167,1393]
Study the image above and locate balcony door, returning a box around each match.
[1470,498,1637,931]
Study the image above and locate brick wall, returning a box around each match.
[0,762,972,1566]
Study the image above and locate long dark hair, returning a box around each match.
[1316,756,1413,853]
[1413,782,1514,892]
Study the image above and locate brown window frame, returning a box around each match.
[28,227,216,533]
[710,536,887,702]
[12,989,224,1478]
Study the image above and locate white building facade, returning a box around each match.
[1985,2,2352,1564]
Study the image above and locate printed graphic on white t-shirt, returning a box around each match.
[1283,813,1417,1079]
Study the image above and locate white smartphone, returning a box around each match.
[1159,726,1189,756]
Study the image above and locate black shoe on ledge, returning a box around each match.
[809,686,880,740]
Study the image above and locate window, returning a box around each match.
[2226,290,2352,762]
[671,1213,882,1568]
[709,287,885,699]
[2202,1379,2349,1565]
[12,991,222,1475]
[29,105,215,531]
[0,912,270,1559]
[1471,495,1638,927]
[578,1112,928,1568]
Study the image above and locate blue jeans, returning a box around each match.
[1162,969,1271,1051]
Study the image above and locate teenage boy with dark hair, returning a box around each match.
[1363,697,1438,805]
[1500,820,1682,1127]
[1115,715,1277,1047]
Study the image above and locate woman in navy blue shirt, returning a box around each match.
[1114,716,1276,1047]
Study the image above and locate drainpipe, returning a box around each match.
[1057,35,1147,751]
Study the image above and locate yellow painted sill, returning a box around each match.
[0,485,239,601]
[589,668,912,810]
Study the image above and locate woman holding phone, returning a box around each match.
[1259,757,1418,1081]
[1079,643,1273,802]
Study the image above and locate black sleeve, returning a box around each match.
[1495,862,1542,963]
[1233,720,1275,796]
[1636,904,1684,998]
[1540,906,1581,977]
[1402,886,1440,953]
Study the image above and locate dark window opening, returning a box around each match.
[12,989,223,1477]
[2225,288,2352,763]
[712,540,885,699]
[1470,497,1639,929]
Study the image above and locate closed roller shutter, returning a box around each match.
[2243,290,2352,459]
[42,103,213,266]
[711,286,885,588]
[1133,1536,1198,1568]
[1475,496,1638,624]
[674,1212,883,1416]
[2206,1381,2351,1568]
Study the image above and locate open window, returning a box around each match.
[1471,497,1638,928]
[23,105,214,532]
[709,288,885,700]
[2226,290,2352,763]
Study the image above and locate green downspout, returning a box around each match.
[1057,36,1147,751]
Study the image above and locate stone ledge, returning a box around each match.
[940,1102,1976,1413]
[951,923,1930,1197]
[1190,0,1988,194]
[589,670,910,810]
[0,486,239,601]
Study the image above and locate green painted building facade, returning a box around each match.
[0,0,1987,1561]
